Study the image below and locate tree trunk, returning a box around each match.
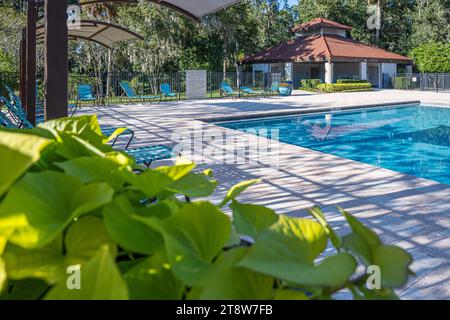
[106,48,112,97]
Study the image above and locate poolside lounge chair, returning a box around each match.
[77,84,101,107]
[1,88,134,148]
[266,81,280,96]
[239,86,267,98]
[0,105,177,166]
[160,83,177,100]
[124,145,180,167]
[1,90,34,129]
[220,82,241,99]
[120,81,160,104]
[0,108,15,128]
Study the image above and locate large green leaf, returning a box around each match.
[308,207,341,249]
[0,257,6,293]
[342,233,372,265]
[199,247,274,300]
[0,279,48,300]
[135,202,231,286]
[45,246,129,300]
[125,163,195,198]
[155,163,195,180]
[55,133,107,160]
[3,237,65,285]
[124,249,184,300]
[219,179,260,207]
[124,170,174,198]
[38,115,109,150]
[167,172,217,197]
[230,201,278,239]
[103,196,163,255]
[56,157,127,189]
[0,172,113,248]
[4,216,116,285]
[64,216,117,263]
[340,208,381,249]
[372,245,412,288]
[273,289,309,300]
[0,131,51,197]
[0,279,49,300]
[238,216,356,287]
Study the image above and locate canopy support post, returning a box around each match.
[44,0,68,120]
[26,0,37,125]
[20,29,27,105]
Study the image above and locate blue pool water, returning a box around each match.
[218,104,450,185]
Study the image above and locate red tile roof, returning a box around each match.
[242,34,411,64]
[292,18,352,33]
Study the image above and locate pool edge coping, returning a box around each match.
[198,100,422,123]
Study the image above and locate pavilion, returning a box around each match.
[242,18,413,88]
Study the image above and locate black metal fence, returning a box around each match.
[388,73,450,92]
[1,70,283,105]
[67,71,282,104]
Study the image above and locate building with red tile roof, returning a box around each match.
[243,18,412,88]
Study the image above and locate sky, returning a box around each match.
[287,0,297,6]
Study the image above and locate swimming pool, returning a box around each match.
[218,104,450,185]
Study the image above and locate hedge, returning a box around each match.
[392,77,409,89]
[316,83,373,92]
[301,79,322,89]
[336,79,370,84]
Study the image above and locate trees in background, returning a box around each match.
[0,0,449,75]
[410,42,450,73]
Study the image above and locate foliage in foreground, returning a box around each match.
[0,116,413,300]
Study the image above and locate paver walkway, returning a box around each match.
[82,89,450,299]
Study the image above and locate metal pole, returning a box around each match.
[20,28,27,105]
[26,0,37,125]
[44,0,68,120]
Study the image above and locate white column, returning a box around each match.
[252,65,256,86]
[325,61,334,84]
[360,61,368,80]
[284,62,293,82]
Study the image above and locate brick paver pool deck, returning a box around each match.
[82,89,450,299]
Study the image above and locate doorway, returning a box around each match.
[368,66,380,87]
[311,67,320,79]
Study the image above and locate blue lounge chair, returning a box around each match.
[220,82,241,98]
[120,81,160,104]
[77,84,101,107]
[4,85,75,125]
[239,86,266,98]
[124,145,179,167]
[265,81,280,96]
[1,97,178,167]
[1,89,34,128]
[1,86,134,147]
[160,83,177,100]
[0,108,15,128]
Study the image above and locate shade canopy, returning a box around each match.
[150,0,241,20]
[78,0,241,21]
[36,20,143,48]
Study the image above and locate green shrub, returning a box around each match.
[301,79,322,89]
[317,83,373,92]
[336,79,369,84]
[409,42,450,73]
[392,77,410,89]
[0,116,413,300]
